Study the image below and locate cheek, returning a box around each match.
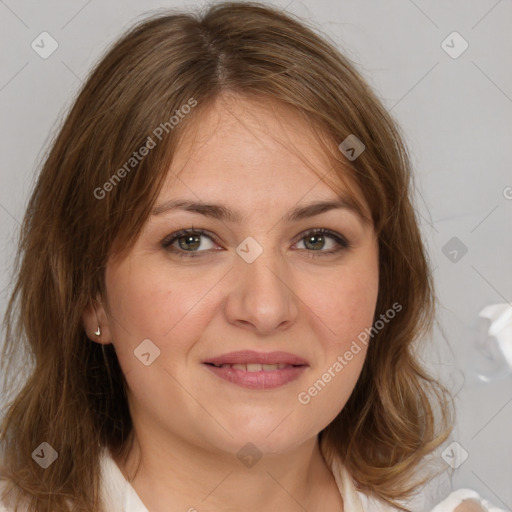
[104,259,218,363]
[294,255,378,418]
[296,347,366,437]
[295,276,376,428]
[305,261,379,351]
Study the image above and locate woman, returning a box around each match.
[0,2,502,511]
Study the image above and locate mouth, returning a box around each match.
[205,362,302,371]
[203,350,309,367]
[202,350,309,389]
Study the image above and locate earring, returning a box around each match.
[94,326,101,336]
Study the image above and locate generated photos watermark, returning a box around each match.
[298,302,402,405]
[93,97,197,200]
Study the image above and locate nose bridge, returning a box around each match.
[227,235,298,332]
[241,241,284,292]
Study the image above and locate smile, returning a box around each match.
[202,350,309,389]
[207,362,294,371]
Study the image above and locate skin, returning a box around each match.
[83,93,380,511]
[455,501,487,512]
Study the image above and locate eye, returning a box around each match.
[162,228,219,258]
[161,227,351,259]
[293,228,350,257]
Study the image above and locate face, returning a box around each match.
[88,94,379,458]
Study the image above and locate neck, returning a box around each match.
[113,431,343,512]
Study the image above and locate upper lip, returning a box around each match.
[203,350,309,366]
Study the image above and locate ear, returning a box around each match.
[82,295,112,345]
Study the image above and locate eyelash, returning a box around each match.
[161,227,351,259]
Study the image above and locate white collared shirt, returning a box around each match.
[0,446,506,511]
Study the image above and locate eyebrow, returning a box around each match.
[151,197,368,223]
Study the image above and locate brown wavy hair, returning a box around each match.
[0,2,452,511]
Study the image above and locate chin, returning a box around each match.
[201,422,318,460]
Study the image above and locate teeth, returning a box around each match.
[213,363,290,371]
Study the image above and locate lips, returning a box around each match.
[202,350,309,389]
[208,363,291,371]
[203,350,309,367]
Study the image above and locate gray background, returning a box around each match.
[0,0,511,508]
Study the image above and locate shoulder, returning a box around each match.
[331,457,506,512]
[432,489,507,512]
[0,446,135,512]
[0,478,13,512]
[357,489,507,512]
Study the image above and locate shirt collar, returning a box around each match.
[99,445,370,512]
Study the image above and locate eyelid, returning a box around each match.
[161,227,351,258]
[161,227,218,248]
[294,228,351,250]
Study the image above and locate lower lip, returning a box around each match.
[203,364,308,389]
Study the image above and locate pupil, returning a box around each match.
[177,234,325,252]
[179,235,200,251]
[306,234,324,250]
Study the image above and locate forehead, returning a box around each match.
[172,94,329,178]
[159,94,366,215]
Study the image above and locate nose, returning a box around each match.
[224,242,299,335]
